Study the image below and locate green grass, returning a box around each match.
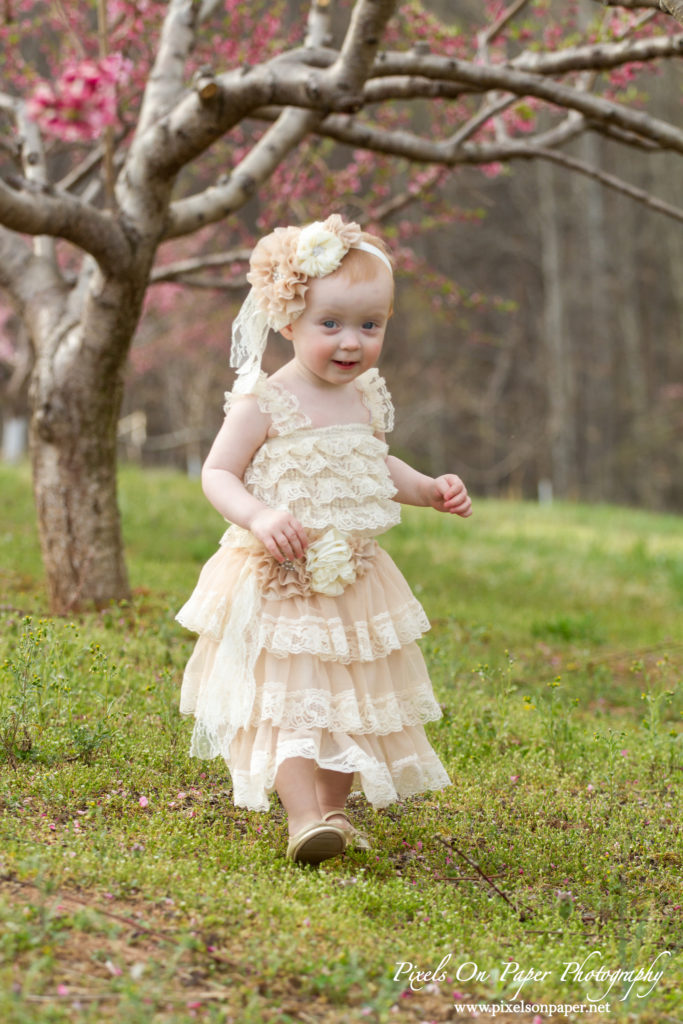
[0,462,681,1024]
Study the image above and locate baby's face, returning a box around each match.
[281,268,393,388]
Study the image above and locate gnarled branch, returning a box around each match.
[0,176,131,275]
[162,0,389,239]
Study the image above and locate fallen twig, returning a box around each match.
[435,834,533,921]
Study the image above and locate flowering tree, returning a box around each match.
[0,0,682,613]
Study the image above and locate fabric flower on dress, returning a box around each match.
[227,525,377,600]
[252,552,312,600]
[306,527,357,596]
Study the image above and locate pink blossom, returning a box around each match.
[480,162,503,179]
[27,54,133,142]
[138,795,149,808]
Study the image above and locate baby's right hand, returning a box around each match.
[249,508,309,564]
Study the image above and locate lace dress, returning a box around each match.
[176,368,450,811]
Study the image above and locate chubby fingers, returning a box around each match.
[251,509,309,562]
[438,476,472,517]
[275,520,309,562]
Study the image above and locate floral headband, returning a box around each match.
[230,214,393,392]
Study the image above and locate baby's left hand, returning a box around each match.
[431,474,472,518]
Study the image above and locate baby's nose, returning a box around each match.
[339,330,361,348]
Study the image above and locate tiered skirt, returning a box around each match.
[177,534,450,811]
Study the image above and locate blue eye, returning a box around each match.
[363,321,377,330]
[322,320,337,329]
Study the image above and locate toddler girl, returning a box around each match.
[177,214,471,865]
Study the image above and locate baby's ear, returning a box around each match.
[280,324,294,340]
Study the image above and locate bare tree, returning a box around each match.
[0,0,681,612]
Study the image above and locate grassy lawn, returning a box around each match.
[0,462,681,1024]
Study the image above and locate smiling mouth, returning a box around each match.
[333,360,358,368]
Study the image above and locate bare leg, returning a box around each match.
[315,767,354,821]
[275,757,321,837]
[315,768,371,849]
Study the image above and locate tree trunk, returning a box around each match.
[31,394,130,613]
[577,131,614,501]
[537,159,575,498]
[27,268,146,614]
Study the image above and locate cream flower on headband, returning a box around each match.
[296,222,345,277]
[246,214,363,329]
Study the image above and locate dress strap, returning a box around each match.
[356,369,395,433]
[223,372,310,436]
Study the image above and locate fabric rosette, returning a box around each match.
[305,527,357,596]
[245,215,362,330]
[246,225,309,330]
[243,527,376,600]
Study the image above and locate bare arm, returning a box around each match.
[387,454,472,518]
[201,396,309,562]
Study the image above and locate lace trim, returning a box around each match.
[251,683,442,734]
[249,476,395,506]
[180,565,262,756]
[177,589,231,642]
[257,601,430,663]
[248,425,393,466]
[224,372,310,434]
[230,747,450,812]
[356,368,395,433]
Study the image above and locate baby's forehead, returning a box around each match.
[305,269,393,311]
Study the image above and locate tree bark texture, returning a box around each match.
[26,267,149,611]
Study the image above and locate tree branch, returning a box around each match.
[134,1,398,185]
[521,144,683,223]
[333,0,399,105]
[362,76,476,103]
[481,0,533,45]
[5,95,59,267]
[162,0,335,240]
[310,112,683,221]
[136,0,200,138]
[149,274,247,291]
[312,104,642,163]
[0,177,131,275]
[590,0,683,26]
[150,247,251,282]
[373,35,683,81]
[365,51,683,153]
[510,30,683,73]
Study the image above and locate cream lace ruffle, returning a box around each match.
[250,681,442,734]
[223,371,400,536]
[224,373,310,433]
[244,428,399,536]
[257,602,430,663]
[228,727,451,811]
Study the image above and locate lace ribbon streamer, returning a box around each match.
[184,562,261,760]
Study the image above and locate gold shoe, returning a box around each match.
[286,821,347,865]
[322,811,371,851]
